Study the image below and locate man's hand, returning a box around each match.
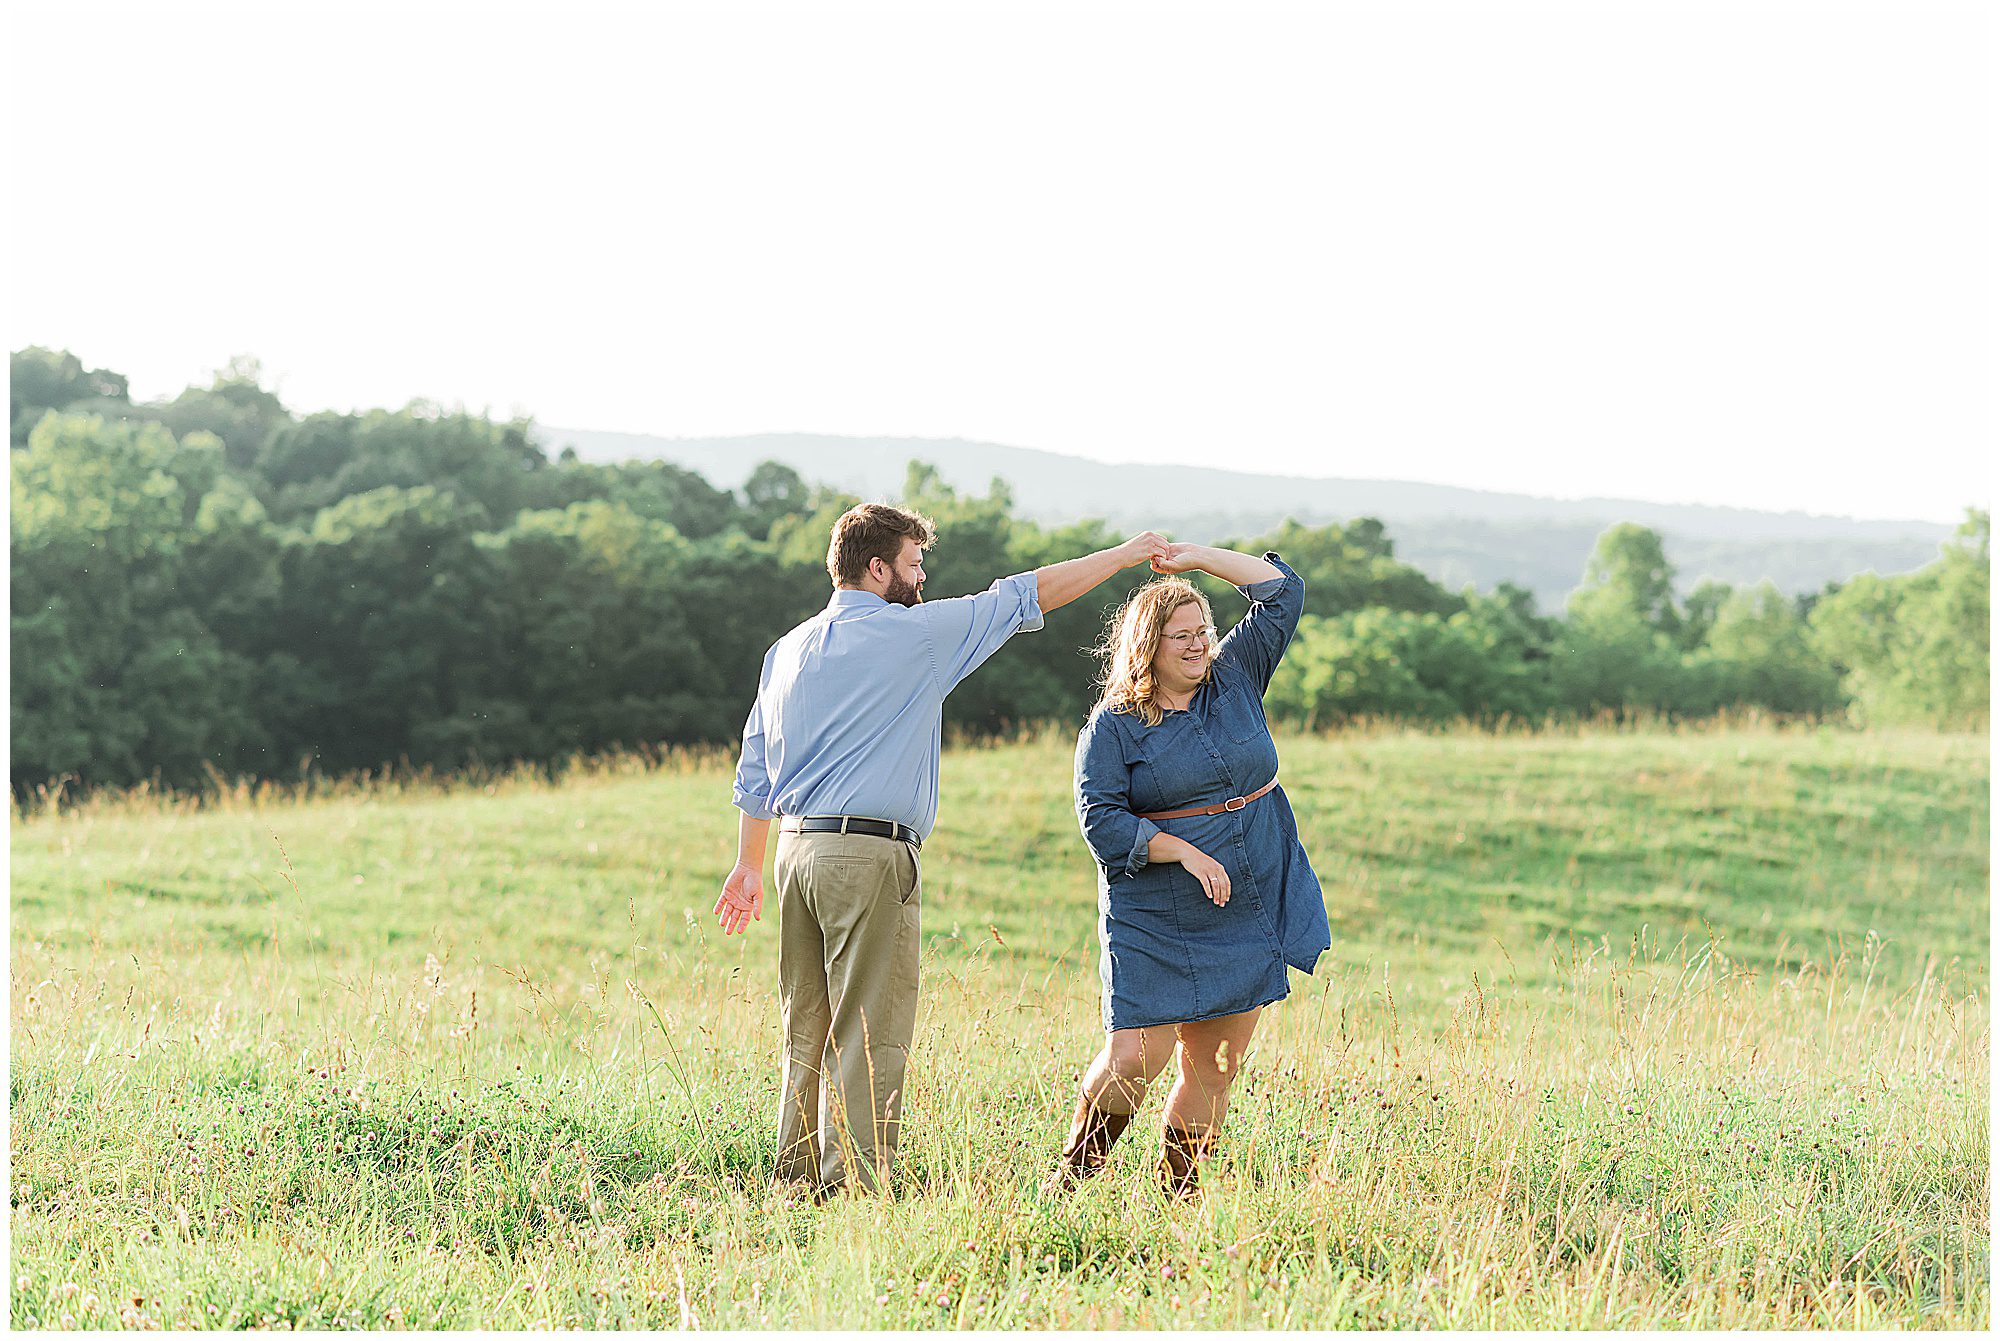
[1149,541,1210,575]
[1119,531,1172,568]
[714,863,764,935]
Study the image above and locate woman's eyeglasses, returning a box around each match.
[1162,628,1217,649]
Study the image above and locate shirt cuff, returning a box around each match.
[1237,550,1294,603]
[731,787,777,821]
[1123,816,1161,876]
[1004,570,1045,633]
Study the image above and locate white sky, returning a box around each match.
[8,0,1991,522]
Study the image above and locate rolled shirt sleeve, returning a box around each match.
[730,653,779,820]
[1213,552,1306,692]
[1074,710,1159,877]
[919,570,1045,695]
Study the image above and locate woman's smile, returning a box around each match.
[1154,611,1216,694]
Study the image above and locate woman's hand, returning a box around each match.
[1149,541,1210,575]
[1145,831,1233,905]
[1181,847,1232,907]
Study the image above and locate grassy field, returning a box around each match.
[9,722,1990,1329]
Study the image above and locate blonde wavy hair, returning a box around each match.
[1092,578,1218,727]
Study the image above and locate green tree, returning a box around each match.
[1702,581,1844,715]
[265,486,496,773]
[741,460,813,540]
[256,411,361,510]
[1265,611,1463,726]
[1228,517,1465,618]
[1902,510,1990,726]
[1568,523,1682,636]
[1679,578,1734,651]
[1812,510,1989,726]
[10,414,264,788]
[525,458,742,539]
[10,347,129,446]
[1451,585,1560,717]
[1549,524,1695,717]
[463,502,735,763]
[147,357,292,473]
[254,407,546,524]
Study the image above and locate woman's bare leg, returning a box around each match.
[1163,1007,1264,1134]
[1046,1024,1180,1191]
[1081,1023,1180,1114]
[1156,1007,1263,1195]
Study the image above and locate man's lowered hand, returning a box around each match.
[714,863,764,935]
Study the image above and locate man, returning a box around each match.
[717,502,1167,1196]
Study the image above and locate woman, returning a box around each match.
[1047,542,1330,1197]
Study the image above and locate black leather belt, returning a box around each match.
[781,815,922,849]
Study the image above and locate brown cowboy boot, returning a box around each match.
[1041,1093,1135,1194]
[1159,1123,1214,1199]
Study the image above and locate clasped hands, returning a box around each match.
[1120,532,1208,576]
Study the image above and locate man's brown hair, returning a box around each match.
[826,503,938,586]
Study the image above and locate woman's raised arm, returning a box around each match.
[1149,544,1281,586]
[1180,546,1304,692]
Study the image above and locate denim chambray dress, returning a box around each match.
[1074,553,1331,1031]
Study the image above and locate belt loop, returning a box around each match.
[839,816,850,835]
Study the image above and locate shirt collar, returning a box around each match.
[827,587,888,611]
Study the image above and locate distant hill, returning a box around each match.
[537,428,1954,611]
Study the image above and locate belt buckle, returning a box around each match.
[1224,796,1247,812]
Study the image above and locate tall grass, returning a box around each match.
[10,722,1987,1328]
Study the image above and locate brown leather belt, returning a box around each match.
[1138,776,1279,822]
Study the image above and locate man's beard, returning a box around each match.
[884,574,923,607]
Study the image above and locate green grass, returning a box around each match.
[10,722,1989,1328]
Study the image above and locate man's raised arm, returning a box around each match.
[1036,532,1170,613]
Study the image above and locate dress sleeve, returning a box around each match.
[730,647,779,820]
[1212,552,1305,693]
[1074,710,1160,877]
[919,571,1046,695]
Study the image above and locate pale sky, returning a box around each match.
[9,0,1991,522]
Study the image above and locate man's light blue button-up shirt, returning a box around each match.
[731,572,1044,839]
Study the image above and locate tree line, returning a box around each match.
[10,347,1990,796]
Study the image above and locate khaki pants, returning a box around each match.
[772,828,922,1193]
